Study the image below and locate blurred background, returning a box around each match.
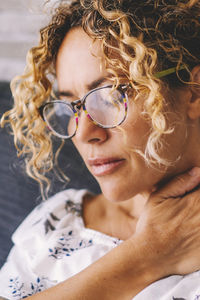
[0,0,49,81]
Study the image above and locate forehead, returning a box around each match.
[56,27,108,93]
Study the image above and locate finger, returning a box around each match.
[154,167,200,199]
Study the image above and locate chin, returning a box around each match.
[99,182,141,203]
[97,171,158,202]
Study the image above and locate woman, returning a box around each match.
[1,0,200,299]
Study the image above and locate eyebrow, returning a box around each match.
[57,77,108,98]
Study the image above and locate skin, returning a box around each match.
[28,168,200,300]
[56,27,200,240]
[27,27,200,300]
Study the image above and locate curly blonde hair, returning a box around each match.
[1,0,200,198]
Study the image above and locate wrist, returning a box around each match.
[125,234,169,287]
[93,236,166,299]
[129,233,172,280]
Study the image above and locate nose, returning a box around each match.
[74,110,108,144]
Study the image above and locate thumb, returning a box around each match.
[153,167,200,199]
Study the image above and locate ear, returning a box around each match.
[187,65,200,120]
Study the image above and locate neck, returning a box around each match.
[101,190,150,222]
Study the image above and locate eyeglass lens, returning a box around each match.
[85,87,126,127]
[43,103,77,138]
[43,86,126,138]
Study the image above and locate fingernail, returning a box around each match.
[189,167,200,176]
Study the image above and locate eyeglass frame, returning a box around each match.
[39,64,187,139]
[39,84,129,139]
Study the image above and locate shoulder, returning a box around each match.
[12,188,90,243]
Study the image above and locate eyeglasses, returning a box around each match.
[39,64,187,139]
[39,84,129,139]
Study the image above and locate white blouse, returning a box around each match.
[0,189,200,300]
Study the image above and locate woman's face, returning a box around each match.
[56,27,193,202]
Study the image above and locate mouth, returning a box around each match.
[87,157,125,176]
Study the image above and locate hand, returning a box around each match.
[25,170,200,300]
[135,167,200,277]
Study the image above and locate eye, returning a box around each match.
[59,95,74,103]
[55,91,76,103]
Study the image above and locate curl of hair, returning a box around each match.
[1,0,200,197]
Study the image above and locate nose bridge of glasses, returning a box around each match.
[71,99,83,112]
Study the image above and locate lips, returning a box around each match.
[87,157,125,176]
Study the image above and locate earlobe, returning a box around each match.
[187,65,200,120]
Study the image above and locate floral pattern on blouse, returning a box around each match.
[1,189,200,300]
[43,199,82,234]
[8,276,56,299]
[172,296,200,300]
[48,230,93,259]
[65,199,82,216]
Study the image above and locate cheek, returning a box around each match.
[123,97,151,143]
[119,110,151,151]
